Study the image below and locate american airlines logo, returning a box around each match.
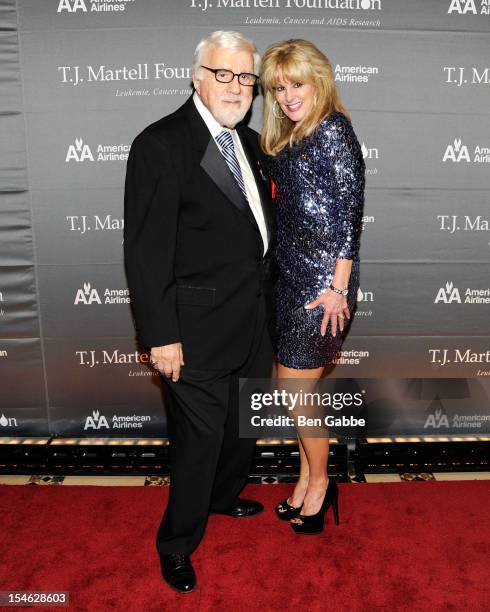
[74,282,130,305]
[442,139,470,162]
[58,0,88,10]
[330,349,370,366]
[75,282,101,305]
[84,409,109,430]
[335,64,379,84]
[434,281,490,304]
[424,408,449,429]
[442,139,490,163]
[66,138,93,162]
[434,281,461,304]
[361,214,375,230]
[65,138,129,163]
[57,0,135,13]
[83,409,152,430]
[447,0,490,15]
[424,407,489,430]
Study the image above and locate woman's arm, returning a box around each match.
[305,115,365,337]
[328,115,366,262]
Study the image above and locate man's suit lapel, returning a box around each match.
[200,139,251,216]
[182,97,256,225]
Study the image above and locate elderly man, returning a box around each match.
[124,31,274,593]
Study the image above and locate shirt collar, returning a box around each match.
[193,91,234,140]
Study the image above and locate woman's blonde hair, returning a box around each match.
[260,39,350,156]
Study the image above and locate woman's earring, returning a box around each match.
[272,100,285,120]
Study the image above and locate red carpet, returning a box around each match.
[1,481,489,611]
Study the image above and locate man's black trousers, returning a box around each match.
[156,295,273,555]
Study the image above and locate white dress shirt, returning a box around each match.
[193,91,268,255]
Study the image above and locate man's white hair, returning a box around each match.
[193,30,261,80]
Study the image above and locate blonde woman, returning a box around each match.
[260,40,365,534]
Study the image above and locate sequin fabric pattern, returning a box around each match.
[266,112,365,369]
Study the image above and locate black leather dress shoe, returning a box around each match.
[210,497,264,518]
[160,553,196,593]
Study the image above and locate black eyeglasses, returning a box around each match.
[200,65,259,87]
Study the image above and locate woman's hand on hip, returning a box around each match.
[305,289,350,337]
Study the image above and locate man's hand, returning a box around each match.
[150,342,184,382]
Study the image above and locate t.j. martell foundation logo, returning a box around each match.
[58,63,191,87]
[189,0,382,11]
[361,142,379,160]
[0,413,18,427]
[361,141,379,176]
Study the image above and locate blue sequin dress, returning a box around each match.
[266,112,365,369]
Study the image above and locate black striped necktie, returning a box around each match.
[216,130,249,203]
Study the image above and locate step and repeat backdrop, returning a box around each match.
[0,0,489,438]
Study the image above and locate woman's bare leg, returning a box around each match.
[277,363,329,517]
[287,436,309,508]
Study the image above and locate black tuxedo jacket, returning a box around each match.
[123,96,275,370]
